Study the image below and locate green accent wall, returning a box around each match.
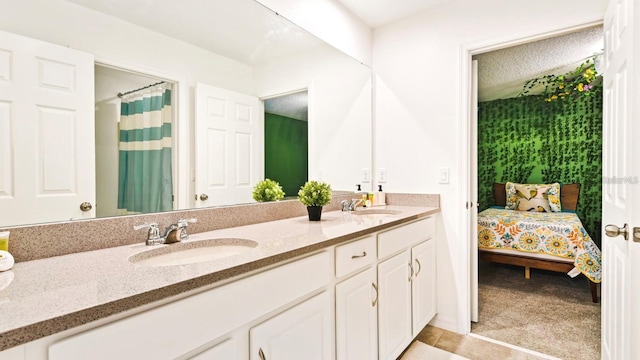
[477,89,603,245]
[265,113,308,197]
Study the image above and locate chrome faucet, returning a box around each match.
[341,198,363,212]
[134,218,198,246]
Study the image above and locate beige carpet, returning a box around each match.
[472,260,600,359]
[399,340,470,360]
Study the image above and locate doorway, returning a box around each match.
[263,90,309,198]
[466,26,604,358]
[94,64,177,217]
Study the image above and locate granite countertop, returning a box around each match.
[0,205,438,351]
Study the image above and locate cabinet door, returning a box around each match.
[250,292,331,360]
[411,239,437,337]
[377,251,412,360]
[335,267,377,360]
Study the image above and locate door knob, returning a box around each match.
[79,202,92,212]
[605,223,629,240]
[199,193,209,201]
[634,227,640,243]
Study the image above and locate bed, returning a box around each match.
[478,182,601,303]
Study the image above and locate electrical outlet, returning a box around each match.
[362,168,371,183]
[317,169,324,181]
[378,168,387,183]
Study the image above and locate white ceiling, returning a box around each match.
[335,0,449,28]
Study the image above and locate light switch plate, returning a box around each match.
[438,167,450,184]
[378,168,387,183]
[362,168,371,183]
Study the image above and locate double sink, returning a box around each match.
[129,209,400,267]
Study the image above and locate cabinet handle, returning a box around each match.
[415,258,422,277]
[372,282,378,307]
[258,347,266,360]
[408,262,414,282]
[351,251,367,259]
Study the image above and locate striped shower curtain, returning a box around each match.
[118,83,173,213]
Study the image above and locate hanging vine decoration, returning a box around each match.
[518,55,602,102]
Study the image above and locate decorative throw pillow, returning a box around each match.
[505,182,561,212]
[546,183,562,212]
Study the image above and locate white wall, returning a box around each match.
[255,0,372,66]
[372,0,606,332]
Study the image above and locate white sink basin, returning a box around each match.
[129,238,258,267]
[351,209,401,216]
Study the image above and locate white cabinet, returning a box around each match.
[411,239,436,337]
[335,267,378,360]
[377,251,413,360]
[249,292,331,360]
[376,216,437,360]
[189,337,238,359]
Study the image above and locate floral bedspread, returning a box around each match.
[478,208,601,283]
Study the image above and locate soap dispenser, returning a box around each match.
[376,185,386,206]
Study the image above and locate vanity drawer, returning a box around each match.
[335,235,376,278]
[378,217,434,259]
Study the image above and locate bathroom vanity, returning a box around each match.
[0,204,438,360]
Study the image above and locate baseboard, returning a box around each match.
[430,314,457,332]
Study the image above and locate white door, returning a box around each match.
[601,1,640,359]
[195,83,263,207]
[411,239,437,337]
[335,267,378,360]
[249,292,331,360]
[0,30,95,226]
[377,251,412,360]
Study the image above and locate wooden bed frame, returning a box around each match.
[478,182,599,303]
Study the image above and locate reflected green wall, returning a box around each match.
[477,89,603,245]
[265,113,308,197]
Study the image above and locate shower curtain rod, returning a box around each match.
[117,81,166,98]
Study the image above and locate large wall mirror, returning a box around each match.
[0,0,372,228]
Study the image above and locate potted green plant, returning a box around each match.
[252,179,285,202]
[298,180,332,221]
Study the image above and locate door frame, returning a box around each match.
[458,20,604,333]
[94,58,190,211]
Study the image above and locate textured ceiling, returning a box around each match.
[475,26,604,102]
[264,91,309,121]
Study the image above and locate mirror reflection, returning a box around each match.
[0,0,372,228]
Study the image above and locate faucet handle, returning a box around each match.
[177,218,197,240]
[134,222,162,243]
[177,218,197,227]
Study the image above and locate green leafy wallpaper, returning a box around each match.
[477,89,603,245]
[265,113,308,198]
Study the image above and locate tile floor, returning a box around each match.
[408,325,553,360]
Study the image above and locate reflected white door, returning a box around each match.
[195,83,263,207]
[0,30,95,226]
[601,0,640,359]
